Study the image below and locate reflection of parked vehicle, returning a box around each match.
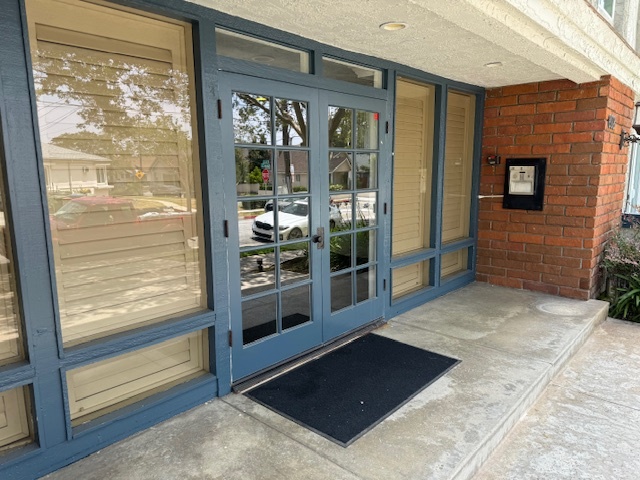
[148,183,184,197]
[50,196,194,242]
[252,199,342,241]
[263,199,292,212]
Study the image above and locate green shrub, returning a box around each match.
[603,226,640,322]
[609,273,640,322]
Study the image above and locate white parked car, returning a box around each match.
[252,199,342,241]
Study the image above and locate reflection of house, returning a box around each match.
[329,152,351,188]
[42,143,112,196]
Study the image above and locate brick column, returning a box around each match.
[477,76,634,299]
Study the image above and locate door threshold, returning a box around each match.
[232,318,385,394]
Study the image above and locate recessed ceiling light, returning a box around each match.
[380,22,408,31]
[484,61,503,68]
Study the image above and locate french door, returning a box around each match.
[220,74,385,380]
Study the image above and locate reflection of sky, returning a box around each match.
[37,94,90,142]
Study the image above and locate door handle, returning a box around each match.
[311,227,324,249]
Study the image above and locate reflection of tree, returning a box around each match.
[32,45,195,198]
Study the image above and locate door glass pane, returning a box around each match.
[355,193,376,226]
[235,148,272,196]
[66,329,208,426]
[240,198,269,248]
[242,294,277,345]
[277,151,308,194]
[322,57,383,88]
[328,107,353,148]
[0,158,24,367]
[241,248,275,297]
[330,234,352,272]
[281,285,311,331]
[392,79,435,257]
[355,230,375,266]
[329,152,351,190]
[216,29,310,73]
[392,260,432,301]
[233,93,272,145]
[280,242,310,287]
[355,153,377,189]
[0,386,33,452]
[277,196,309,241]
[331,272,352,312]
[275,99,308,146]
[330,194,350,231]
[27,1,205,346]
[442,91,475,244]
[356,110,378,149]
[356,266,376,303]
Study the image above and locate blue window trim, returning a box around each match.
[0,0,485,477]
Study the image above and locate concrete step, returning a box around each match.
[44,282,609,480]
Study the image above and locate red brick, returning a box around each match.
[516,134,552,144]
[576,97,608,110]
[529,263,562,275]
[502,83,539,96]
[507,251,543,263]
[544,236,583,247]
[553,132,595,144]
[518,92,557,104]
[516,113,554,125]
[497,125,533,135]
[570,143,603,154]
[525,244,562,256]
[500,104,536,116]
[533,123,573,134]
[538,79,577,91]
[543,255,582,268]
[510,213,546,224]
[486,95,519,107]
[542,274,581,288]
[532,144,571,154]
[525,224,563,235]
[557,88,599,100]
[508,269,542,281]
[554,110,596,122]
[574,120,606,132]
[537,101,577,113]
[508,233,544,244]
[498,145,533,155]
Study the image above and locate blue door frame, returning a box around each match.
[221,74,389,381]
[0,0,483,477]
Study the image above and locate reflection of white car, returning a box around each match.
[252,200,342,241]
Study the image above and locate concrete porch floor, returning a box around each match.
[43,282,638,480]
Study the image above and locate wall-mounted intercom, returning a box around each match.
[502,157,546,210]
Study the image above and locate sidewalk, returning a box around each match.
[43,283,622,480]
[475,318,640,480]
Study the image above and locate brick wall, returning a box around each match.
[478,76,634,300]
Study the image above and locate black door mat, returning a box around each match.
[245,333,459,446]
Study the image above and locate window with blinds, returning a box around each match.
[0,140,24,367]
[391,79,435,298]
[66,330,208,426]
[0,386,32,452]
[26,0,206,346]
[441,92,475,278]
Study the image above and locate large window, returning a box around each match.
[391,79,435,298]
[27,0,206,346]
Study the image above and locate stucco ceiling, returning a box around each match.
[187,0,602,88]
